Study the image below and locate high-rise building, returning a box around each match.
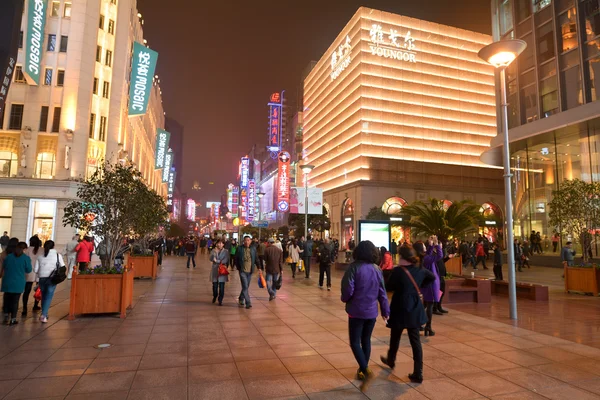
[484,0,600,241]
[0,0,166,247]
[304,7,504,246]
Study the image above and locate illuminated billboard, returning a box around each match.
[277,151,291,212]
[268,92,284,151]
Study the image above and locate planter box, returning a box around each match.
[491,280,549,301]
[445,256,462,277]
[445,277,491,304]
[68,269,134,320]
[128,253,158,279]
[564,265,600,296]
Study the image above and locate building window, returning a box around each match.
[28,199,56,243]
[102,81,110,98]
[59,36,68,52]
[583,0,600,42]
[8,104,24,130]
[0,199,14,235]
[110,0,117,4]
[89,113,96,139]
[105,50,112,67]
[540,76,559,116]
[108,19,115,34]
[532,0,551,13]
[39,106,49,132]
[57,70,65,86]
[518,34,535,72]
[50,1,60,17]
[537,22,555,64]
[0,153,17,178]
[18,31,23,49]
[47,34,56,51]
[63,2,72,17]
[13,66,26,83]
[51,107,61,133]
[559,8,578,53]
[35,152,56,179]
[99,116,107,141]
[589,55,600,102]
[96,46,102,62]
[562,66,583,109]
[99,14,105,29]
[521,85,538,123]
[44,68,53,86]
[515,0,531,22]
[93,77,99,94]
[499,0,513,35]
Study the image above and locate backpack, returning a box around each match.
[50,254,67,285]
[185,242,195,253]
[319,246,331,264]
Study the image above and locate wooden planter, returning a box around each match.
[445,256,462,276]
[564,264,600,296]
[68,269,134,320]
[445,277,491,304]
[128,253,158,279]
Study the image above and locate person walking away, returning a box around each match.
[552,233,560,253]
[318,238,334,290]
[341,240,390,390]
[434,253,448,315]
[34,240,65,323]
[561,241,576,266]
[514,239,523,272]
[415,237,442,336]
[380,243,435,383]
[263,238,283,300]
[459,240,470,269]
[229,239,238,269]
[185,237,197,268]
[390,240,398,263]
[473,239,487,270]
[522,240,531,269]
[492,243,503,280]
[236,236,258,309]
[23,237,41,316]
[96,239,108,267]
[64,235,79,279]
[75,236,94,272]
[287,239,303,278]
[209,239,229,305]
[0,231,9,252]
[257,239,266,270]
[199,237,207,255]
[1,241,32,325]
[304,236,314,279]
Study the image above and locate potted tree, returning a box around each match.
[549,179,600,296]
[63,161,167,318]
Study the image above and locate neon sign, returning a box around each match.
[155,129,170,169]
[277,151,291,212]
[268,92,283,151]
[330,35,351,80]
[240,157,250,188]
[247,179,256,222]
[368,24,417,63]
[232,186,239,218]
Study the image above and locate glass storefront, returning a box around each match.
[0,199,13,236]
[341,198,354,250]
[28,199,56,243]
[381,197,410,243]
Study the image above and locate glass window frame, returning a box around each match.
[27,199,57,243]
[43,68,53,86]
[56,69,65,86]
[63,2,72,18]
[0,153,18,178]
[35,152,56,179]
[51,107,61,133]
[39,106,49,132]
[59,35,68,52]
[8,104,24,130]
[47,34,56,51]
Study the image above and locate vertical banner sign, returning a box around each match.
[154,129,170,169]
[277,151,291,212]
[227,186,233,217]
[128,42,158,117]
[247,179,256,222]
[161,149,173,183]
[0,0,24,115]
[240,157,250,188]
[268,92,283,151]
[167,171,176,212]
[23,0,47,85]
[240,188,248,219]
[231,186,239,218]
[292,188,324,215]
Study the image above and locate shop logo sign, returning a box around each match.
[330,35,352,81]
[369,24,417,63]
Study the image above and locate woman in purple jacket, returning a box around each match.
[341,240,390,389]
[415,236,443,336]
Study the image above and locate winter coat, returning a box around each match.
[209,248,229,283]
[475,243,485,257]
[75,241,94,263]
[35,249,66,279]
[379,252,394,271]
[386,263,435,329]
[287,244,303,263]
[421,244,443,303]
[341,261,390,319]
[263,245,283,275]
[1,253,32,293]
[236,245,258,274]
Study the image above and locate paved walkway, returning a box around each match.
[0,256,600,399]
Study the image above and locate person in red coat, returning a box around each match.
[473,239,487,270]
[75,236,94,272]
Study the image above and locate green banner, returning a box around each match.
[24,0,47,85]
[162,148,173,183]
[128,42,158,117]
[154,128,170,169]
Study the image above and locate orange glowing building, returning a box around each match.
[303,7,505,247]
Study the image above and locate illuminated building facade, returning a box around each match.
[0,0,166,248]
[483,0,600,243]
[304,7,505,247]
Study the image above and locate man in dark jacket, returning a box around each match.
[318,238,334,290]
[236,236,259,308]
[493,243,503,280]
[185,237,197,268]
[263,238,283,300]
[304,236,314,279]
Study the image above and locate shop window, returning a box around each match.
[537,22,555,64]
[27,199,56,243]
[8,104,24,130]
[0,199,13,236]
[0,152,17,178]
[35,152,56,179]
[562,66,583,109]
[558,8,578,53]
[499,0,514,35]
[515,0,532,22]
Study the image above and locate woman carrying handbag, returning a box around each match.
[34,240,65,323]
[210,240,229,306]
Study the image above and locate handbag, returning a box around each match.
[50,254,67,285]
[400,266,424,304]
[34,286,42,301]
[297,259,304,271]
[218,264,229,276]
[285,256,293,264]
[257,270,267,288]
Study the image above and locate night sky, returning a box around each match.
[140,0,492,206]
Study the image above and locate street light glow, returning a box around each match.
[300,164,315,174]
[477,39,527,69]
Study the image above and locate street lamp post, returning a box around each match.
[257,192,265,240]
[478,39,527,320]
[299,165,315,241]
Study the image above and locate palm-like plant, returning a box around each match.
[402,199,480,245]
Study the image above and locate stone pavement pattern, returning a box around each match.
[0,256,599,399]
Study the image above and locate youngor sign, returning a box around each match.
[154,129,171,169]
[129,42,158,117]
[368,24,417,63]
[277,151,291,212]
[330,35,352,81]
[161,149,173,183]
[247,179,256,222]
[0,0,23,115]
[23,0,47,85]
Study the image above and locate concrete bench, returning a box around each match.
[491,280,549,301]
[445,278,491,304]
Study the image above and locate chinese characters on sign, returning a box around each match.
[231,186,239,218]
[0,58,15,115]
[0,0,24,115]
[269,103,282,150]
[240,157,250,188]
[330,35,352,81]
[167,171,176,209]
[247,179,256,222]
[162,149,173,183]
[240,188,248,219]
[277,151,291,212]
[368,24,417,63]
[128,42,159,117]
[154,129,170,169]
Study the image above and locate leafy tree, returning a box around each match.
[402,199,480,245]
[366,206,388,221]
[62,161,168,268]
[548,179,600,263]
[288,206,330,239]
[277,225,290,238]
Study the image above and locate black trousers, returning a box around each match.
[23,282,34,311]
[304,256,311,278]
[319,263,331,287]
[475,256,487,269]
[493,263,503,280]
[290,262,297,276]
[387,327,422,374]
[425,302,434,329]
[212,282,225,304]
[78,262,88,272]
[3,293,20,320]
